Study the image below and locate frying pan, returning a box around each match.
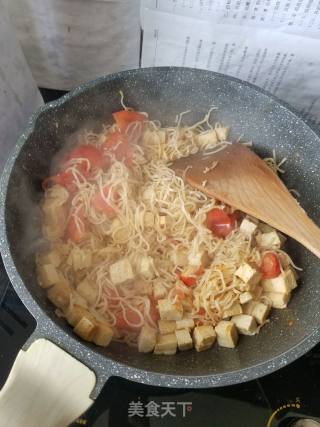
[0,67,319,426]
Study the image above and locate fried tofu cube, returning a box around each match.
[138,325,157,353]
[38,250,62,268]
[239,291,254,305]
[181,294,193,312]
[144,211,155,228]
[47,278,72,309]
[109,258,135,286]
[263,292,291,309]
[64,304,90,327]
[240,218,258,236]
[256,231,285,249]
[262,269,297,294]
[222,303,243,319]
[67,248,92,271]
[158,319,176,335]
[74,316,97,342]
[159,215,167,229]
[154,333,177,355]
[251,302,271,324]
[93,321,113,347]
[153,282,167,300]
[158,299,183,321]
[176,317,195,330]
[175,329,193,351]
[136,256,156,280]
[135,279,153,295]
[215,126,230,141]
[231,314,258,335]
[193,325,216,352]
[77,278,98,306]
[235,263,261,286]
[196,130,219,147]
[215,320,238,348]
[37,264,60,289]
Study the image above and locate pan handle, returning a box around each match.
[0,338,96,427]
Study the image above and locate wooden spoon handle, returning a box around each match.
[0,339,96,427]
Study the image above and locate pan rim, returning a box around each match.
[1,66,320,391]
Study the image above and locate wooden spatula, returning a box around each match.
[171,143,320,259]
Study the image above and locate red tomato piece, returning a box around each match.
[206,208,236,238]
[91,185,118,216]
[103,132,133,167]
[197,307,206,316]
[65,208,87,243]
[115,308,142,331]
[63,145,104,170]
[179,275,197,287]
[149,297,160,324]
[112,110,146,133]
[261,252,281,279]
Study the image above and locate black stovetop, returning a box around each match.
[0,89,319,427]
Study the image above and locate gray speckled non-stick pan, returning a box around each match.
[1,67,320,398]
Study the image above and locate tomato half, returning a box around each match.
[112,110,146,133]
[261,252,281,279]
[115,308,142,331]
[206,208,236,238]
[63,145,104,170]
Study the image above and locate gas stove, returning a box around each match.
[0,90,319,427]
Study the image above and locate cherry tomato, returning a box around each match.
[261,252,281,279]
[206,208,236,238]
[112,110,146,133]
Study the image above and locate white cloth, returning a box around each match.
[6,0,141,90]
[0,1,43,171]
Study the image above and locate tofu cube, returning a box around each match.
[171,248,189,267]
[93,321,113,347]
[154,333,177,355]
[262,269,297,294]
[193,325,216,352]
[231,314,258,335]
[176,317,195,330]
[239,291,254,305]
[215,320,238,348]
[38,250,62,267]
[65,304,90,327]
[251,302,271,324]
[240,218,258,236]
[159,215,167,229]
[181,294,193,312]
[215,126,230,141]
[136,256,156,280]
[111,218,131,243]
[144,211,155,228]
[175,329,193,351]
[196,130,219,147]
[158,299,183,321]
[47,278,72,309]
[138,325,157,353]
[67,247,92,271]
[135,279,153,295]
[263,292,291,309]
[256,231,285,249]
[153,281,167,300]
[37,264,60,289]
[158,320,176,335]
[235,263,261,286]
[109,258,135,286]
[74,316,97,342]
[222,303,243,319]
[77,279,98,306]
